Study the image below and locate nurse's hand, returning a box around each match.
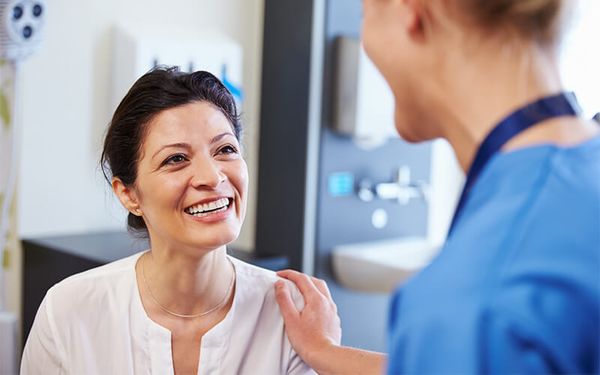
[275,270,342,365]
[275,270,386,375]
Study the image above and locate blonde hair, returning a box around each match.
[448,0,568,46]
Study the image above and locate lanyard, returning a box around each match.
[447,92,582,237]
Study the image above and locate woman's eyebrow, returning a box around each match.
[151,143,191,160]
[210,132,235,144]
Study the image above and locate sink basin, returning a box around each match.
[332,237,441,293]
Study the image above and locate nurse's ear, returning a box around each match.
[400,0,427,42]
[112,177,143,216]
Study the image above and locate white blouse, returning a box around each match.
[21,252,314,375]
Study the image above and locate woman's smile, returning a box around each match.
[184,196,234,222]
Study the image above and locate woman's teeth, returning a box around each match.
[185,198,230,217]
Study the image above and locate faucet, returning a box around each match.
[358,166,429,205]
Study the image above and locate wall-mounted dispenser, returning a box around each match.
[111,26,244,112]
[332,36,397,148]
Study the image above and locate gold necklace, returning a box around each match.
[141,252,235,319]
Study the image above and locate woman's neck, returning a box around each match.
[140,243,234,316]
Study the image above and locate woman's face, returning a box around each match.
[128,101,248,253]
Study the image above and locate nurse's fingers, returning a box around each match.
[276,269,323,303]
[311,276,333,301]
[274,280,300,322]
[277,270,333,303]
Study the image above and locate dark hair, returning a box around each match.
[100,66,242,237]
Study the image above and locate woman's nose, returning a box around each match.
[190,159,226,189]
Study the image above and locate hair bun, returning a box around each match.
[467,0,564,44]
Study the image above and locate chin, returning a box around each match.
[394,107,432,143]
[395,128,420,143]
[175,226,240,253]
[394,120,422,143]
[200,229,240,250]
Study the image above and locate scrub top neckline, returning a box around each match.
[448,132,600,237]
[129,250,239,371]
[499,131,600,158]
[485,132,600,174]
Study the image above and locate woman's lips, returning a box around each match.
[185,198,234,222]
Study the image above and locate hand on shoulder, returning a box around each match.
[274,269,342,373]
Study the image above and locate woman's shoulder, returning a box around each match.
[229,255,278,282]
[229,255,305,309]
[46,251,144,306]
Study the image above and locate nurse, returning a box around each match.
[22,68,314,375]
[275,0,600,373]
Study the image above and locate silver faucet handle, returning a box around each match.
[358,180,375,202]
[357,167,429,205]
[378,183,421,205]
[375,182,403,201]
[397,165,411,186]
[376,166,429,204]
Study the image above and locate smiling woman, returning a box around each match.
[20,67,316,375]
[113,98,248,255]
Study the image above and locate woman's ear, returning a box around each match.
[112,177,142,216]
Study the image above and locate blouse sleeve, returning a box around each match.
[284,280,317,375]
[21,290,66,375]
[286,352,317,375]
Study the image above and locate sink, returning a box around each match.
[332,237,441,293]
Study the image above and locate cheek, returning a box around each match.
[238,162,249,199]
[361,19,378,58]
[135,173,187,213]
[361,1,389,51]
[227,160,249,198]
[362,28,396,89]
[227,161,248,223]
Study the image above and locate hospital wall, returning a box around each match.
[7,0,264,330]
[561,1,600,118]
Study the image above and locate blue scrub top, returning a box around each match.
[388,135,600,374]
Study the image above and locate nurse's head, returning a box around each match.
[361,0,570,142]
[101,67,248,255]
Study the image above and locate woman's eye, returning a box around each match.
[218,145,238,155]
[164,154,188,165]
